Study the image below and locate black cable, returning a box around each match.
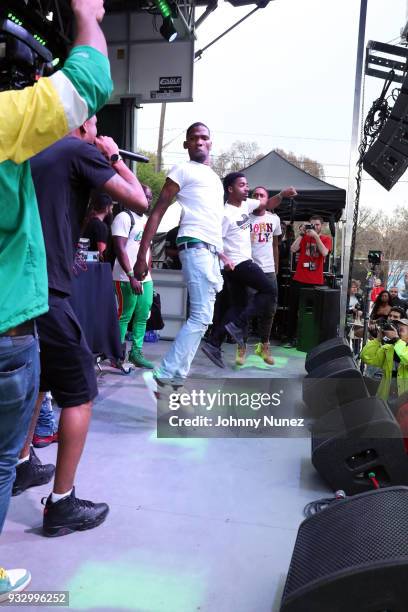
[303,491,346,518]
[346,70,395,309]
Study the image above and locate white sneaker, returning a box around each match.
[142,371,158,403]
[143,372,189,418]
[0,567,31,603]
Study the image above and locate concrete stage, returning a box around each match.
[3,340,330,612]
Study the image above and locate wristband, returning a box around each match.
[126,270,134,277]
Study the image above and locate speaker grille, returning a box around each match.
[283,487,408,598]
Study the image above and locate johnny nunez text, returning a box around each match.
[167,415,305,428]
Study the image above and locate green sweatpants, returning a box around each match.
[114,280,154,349]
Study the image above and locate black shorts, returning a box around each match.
[37,293,97,408]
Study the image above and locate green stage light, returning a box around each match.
[154,0,178,42]
[7,12,48,46]
[8,12,23,26]
[154,0,172,19]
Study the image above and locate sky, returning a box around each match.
[131,0,408,213]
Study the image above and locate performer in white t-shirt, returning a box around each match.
[249,186,282,362]
[202,173,296,367]
[134,123,234,392]
[111,196,154,369]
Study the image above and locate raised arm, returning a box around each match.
[305,229,329,257]
[71,0,107,55]
[0,0,112,164]
[96,136,147,214]
[290,229,304,254]
[134,178,180,279]
[266,187,297,212]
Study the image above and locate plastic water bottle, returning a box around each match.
[144,331,159,343]
[77,238,90,262]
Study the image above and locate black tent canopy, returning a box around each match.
[242,150,346,222]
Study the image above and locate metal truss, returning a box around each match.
[2,0,218,55]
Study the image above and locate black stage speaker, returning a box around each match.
[305,337,352,373]
[296,288,320,352]
[311,396,408,494]
[280,486,408,612]
[273,268,291,339]
[297,287,340,352]
[303,356,369,418]
[315,287,339,343]
[363,77,408,190]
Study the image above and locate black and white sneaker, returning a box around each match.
[42,487,109,537]
[12,448,55,496]
[201,341,225,368]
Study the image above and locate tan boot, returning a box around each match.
[235,344,247,366]
[255,342,275,365]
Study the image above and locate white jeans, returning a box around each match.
[155,247,223,381]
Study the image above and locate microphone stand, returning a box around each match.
[360,262,378,372]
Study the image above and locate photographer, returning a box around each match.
[361,318,408,402]
[0,0,112,597]
[284,215,332,347]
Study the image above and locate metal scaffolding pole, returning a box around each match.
[340,0,368,329]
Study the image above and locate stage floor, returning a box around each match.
[3,340,330,612]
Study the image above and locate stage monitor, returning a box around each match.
[363,72,408,190]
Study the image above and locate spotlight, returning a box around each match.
[159,16,178,42]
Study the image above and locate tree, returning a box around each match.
[351,205,408,285]
[211,140,264,178]
[210,142,326,181]
[136,151,167,206]
[275,148,325,180]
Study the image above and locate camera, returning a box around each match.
[377,319,400,344]
[303,223,315,231]
[368,250,383,266]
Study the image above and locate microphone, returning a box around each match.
[118,149,149,163]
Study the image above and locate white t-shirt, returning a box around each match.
[249,211,282,273]
[168,161,224,251]
[111,210,151,282]
[222,198,260,267]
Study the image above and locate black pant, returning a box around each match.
[210,260,276,347]
[287,279,316,341]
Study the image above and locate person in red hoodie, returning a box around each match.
[285,215,332,347]
[370,278,385,302]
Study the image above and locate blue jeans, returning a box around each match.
[155,247,223,381]
[0,334,39,532]
[34,391,57,437]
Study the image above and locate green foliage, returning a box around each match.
[136,151,167,206]
[275,148,325,180]
[211,141,263,178]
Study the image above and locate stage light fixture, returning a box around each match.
[159,16,178,42]
[154,0,178,42]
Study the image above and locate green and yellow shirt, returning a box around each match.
[0,46,113,333]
